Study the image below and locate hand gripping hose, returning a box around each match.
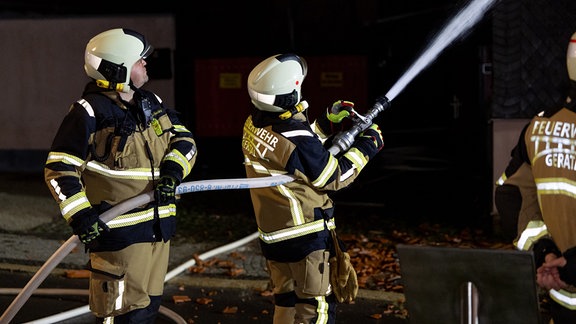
[0,175,294,324]
[328,96,391,156]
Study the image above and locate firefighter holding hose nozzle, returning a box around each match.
[241,53,387,324]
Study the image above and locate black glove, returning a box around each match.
[70,209,109,244]
[155,175,178,205]
[533,238,561,268]
[327,100,355,123]
[359,123,384,150]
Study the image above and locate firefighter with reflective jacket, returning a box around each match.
[242,53,385,324]
[44,28,197,323]
[495,31,576,324]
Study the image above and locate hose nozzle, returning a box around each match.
[373,96,391,114]
[328,96,391,155]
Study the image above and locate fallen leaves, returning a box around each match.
[172,218,516,321]
[181,218,514,298]
[187,251,248,277]
[172,289,243,317]
[339,222,515,293]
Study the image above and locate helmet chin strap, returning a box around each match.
[129,82,140,92]
[564,80,576,111]
[96,79,125,92]
[279,100,309,120]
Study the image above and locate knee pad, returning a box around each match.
[112,295,162,324]
[274,290,297,307]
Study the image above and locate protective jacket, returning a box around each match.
[45,81,197,252]
[496,103,576,309]
[241,108,381,262]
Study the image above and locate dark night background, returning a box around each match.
[2,0,576,228]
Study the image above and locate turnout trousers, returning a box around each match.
[88,241,170,323]
[267,249,337,324]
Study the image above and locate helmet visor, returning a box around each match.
[122,28,154,59]
[141,43,154,59]
[275,53,307,78]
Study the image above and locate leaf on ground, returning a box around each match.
[173,295,192,304]
[64,269,90,279]
[195,297,213,305]
[192,254,204,266]
[188,266,206,273]
[229,251,246,260]
[228,268,246,277]
[222,306,238,314]
[216,260,237,268]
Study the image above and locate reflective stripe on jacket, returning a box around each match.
[524,109,576,253]
[241,108,379,262]
[498,107,576,310]
[44,82,197,251]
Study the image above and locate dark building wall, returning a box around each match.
[491,0,576,118]
[0,0,505,225]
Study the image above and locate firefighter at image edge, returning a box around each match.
[495,31,576,324]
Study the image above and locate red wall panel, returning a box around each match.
[194,56,367,137]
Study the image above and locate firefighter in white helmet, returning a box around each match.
[242,53,386,323]
[495,32,576,324]
[44,28,197,323]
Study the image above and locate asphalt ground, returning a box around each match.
[0,268,407,324]
[0,173,407,323]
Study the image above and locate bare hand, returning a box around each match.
[536,253,568,291]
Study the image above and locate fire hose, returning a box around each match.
[0,98,388,323]
[0,176,292,323]
[1,0,498,319]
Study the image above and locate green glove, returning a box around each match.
[79,221,108,244]
[155,175,178,205]
[327,100,355,123]
[70,209,109,244]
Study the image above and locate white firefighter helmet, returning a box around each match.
[568,31,576,82]
[84,28,153,92]
[247,53,308,112]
